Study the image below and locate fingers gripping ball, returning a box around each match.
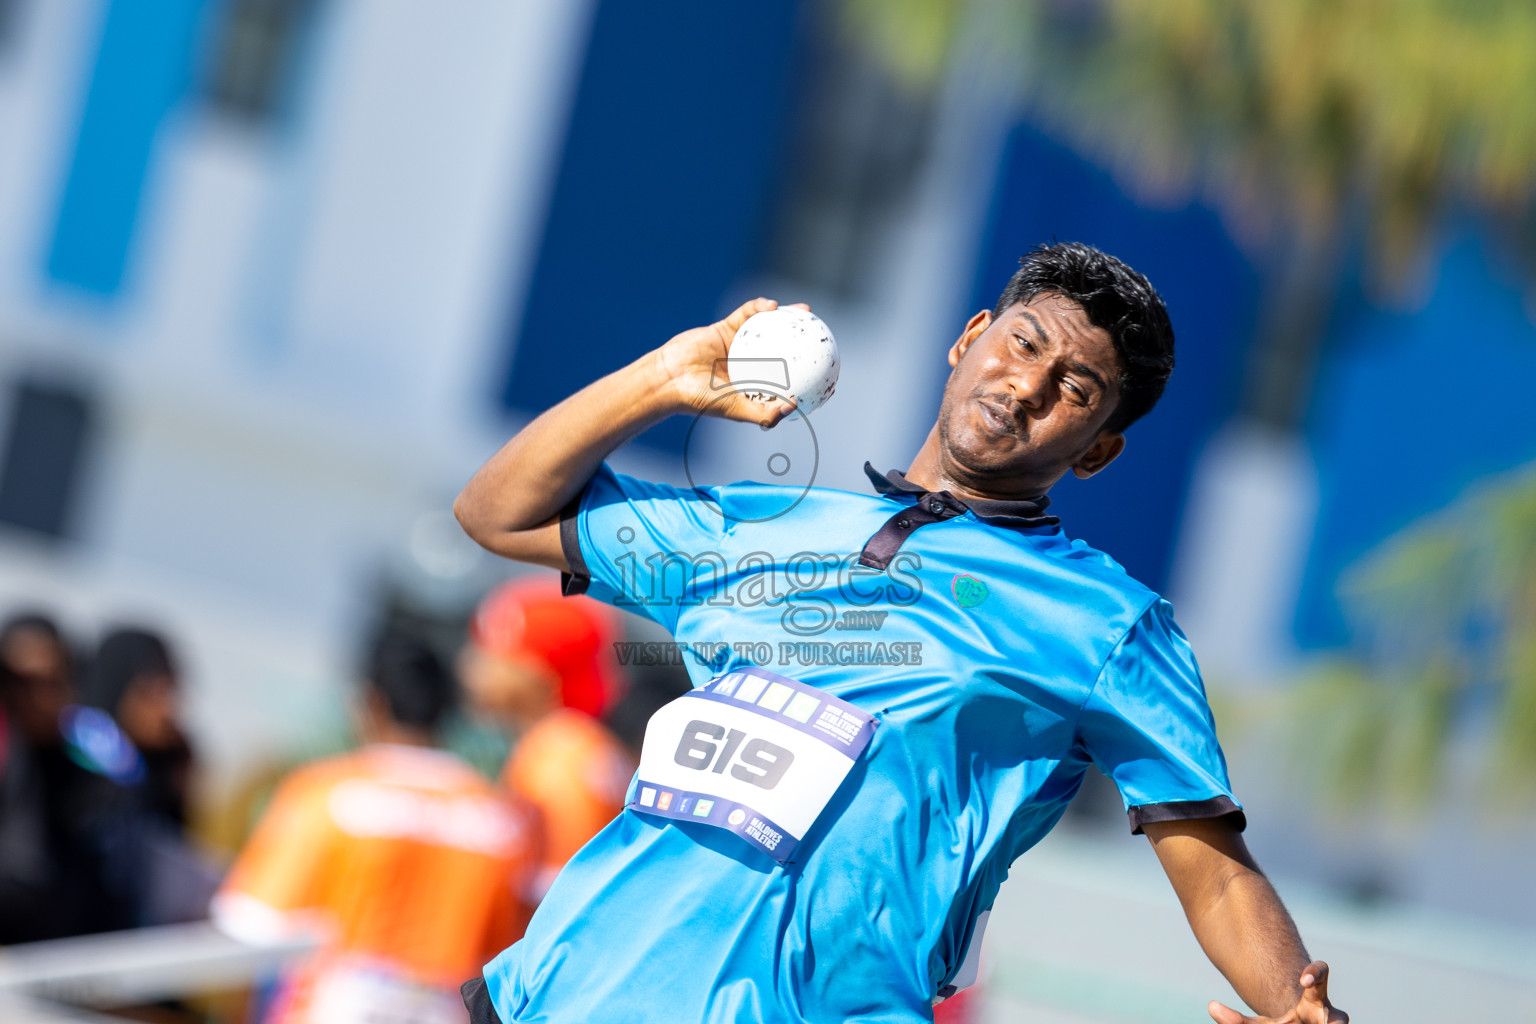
[727,308,840,415]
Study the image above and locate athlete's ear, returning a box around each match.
[948,310,992,368]
[1072,431,1124,479]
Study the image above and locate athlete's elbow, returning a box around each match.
[453,488,497,549]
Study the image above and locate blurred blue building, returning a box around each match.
[1,0,1535,936]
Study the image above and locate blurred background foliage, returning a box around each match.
[842,0,1536,428]
[1294,471,1536,810]
[837,0,963,89]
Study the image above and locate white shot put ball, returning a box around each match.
[726,307,840,414]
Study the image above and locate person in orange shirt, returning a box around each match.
[213,631,538,1024]
[458,577,635,901]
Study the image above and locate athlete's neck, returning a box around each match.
[904,427,1055,503]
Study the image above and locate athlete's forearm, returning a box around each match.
[1185,865,1310,1017]
[1146,819,1312,1018]
[455,351,683,544]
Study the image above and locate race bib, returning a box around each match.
[629,666,877,864]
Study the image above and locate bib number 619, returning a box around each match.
[674,720,794,790]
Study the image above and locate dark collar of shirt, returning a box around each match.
[862,462,1060,529]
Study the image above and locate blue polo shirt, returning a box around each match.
[484,463,1241,1024]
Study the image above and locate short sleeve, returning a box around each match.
[219,771,337,912]
[560,463,730,632]
[1077,600,1244,834]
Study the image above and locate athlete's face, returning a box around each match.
[932,294,1125,498]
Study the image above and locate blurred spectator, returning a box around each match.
[83,628,195,830]
[213,630,538,1024]
[0,613,143,941]
[1,613,62,942]
[460,578,635,899]
[0,614,74,744]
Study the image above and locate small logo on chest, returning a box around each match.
[951,574,990,609]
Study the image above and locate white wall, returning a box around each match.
[0,0,595,786]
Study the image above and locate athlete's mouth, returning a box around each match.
[976,398,1021,437]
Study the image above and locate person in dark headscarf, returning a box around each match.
[1,613,67,941]
[84,628,196,831]
[0,613,74,747]
[1,612,143,939]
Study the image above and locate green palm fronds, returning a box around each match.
[836,0,965,91]
[842,0,1536,299]
[1293,469,1536,810]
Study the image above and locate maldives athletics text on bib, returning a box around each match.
[629,666,877,864]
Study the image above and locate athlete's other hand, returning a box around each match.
[1209,961,1347,1024]
[655,297,808,428]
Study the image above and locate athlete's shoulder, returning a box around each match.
[709,478,880,522]
[1021,527,1162,612]
[591,472,890,536]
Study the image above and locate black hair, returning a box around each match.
[364,630,455,732]
[84,627,176,714]
[992,242,1175,434]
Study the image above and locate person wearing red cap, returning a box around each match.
[460,576,636,899]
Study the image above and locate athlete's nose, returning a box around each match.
[1007,364,1050,411]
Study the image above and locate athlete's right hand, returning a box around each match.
[1208,962,1348,1024]
[654,297,804,428]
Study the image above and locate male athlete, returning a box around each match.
[455,242,1347,1024]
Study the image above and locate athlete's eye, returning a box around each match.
[1014,334,1035,355]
